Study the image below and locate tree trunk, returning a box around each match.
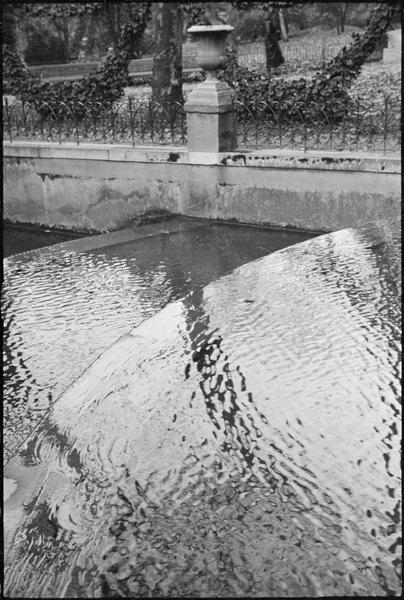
[264,11,284,72]
[52,16,70,59]
[71,13,87,60]
[116,4,122,34]
[340,3,348,34]
[151,2,183,105]
[105,3,119,46]
[59,18,70,59]
[284,8,290,34]
[279,8,288,42]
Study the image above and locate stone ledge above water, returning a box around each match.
[2,141,188,164]
[3,141,400,235]
[4,141,400,174]
[218,149,401,173]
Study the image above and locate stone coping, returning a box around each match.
[4,217,208,260]
[219,148,401,173]
[3,141,187,163]
[3,141,401,173]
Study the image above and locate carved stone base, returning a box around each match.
[184,77,237,152]
[185,77,235,113]
[186,110,237,153]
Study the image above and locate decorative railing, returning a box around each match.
[3,94,400,154]
[2,97,187,146]
[236,95,401,154]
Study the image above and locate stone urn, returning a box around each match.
[184,24,237,155]
[188,24,234,79]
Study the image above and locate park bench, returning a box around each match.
[27,55,202,83]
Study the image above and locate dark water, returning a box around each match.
[3,224,81,258]
[3,222,401,597]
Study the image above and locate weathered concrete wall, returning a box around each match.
[182,164,400,232]
[3,142,401,233]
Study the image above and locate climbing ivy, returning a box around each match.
[17,3,105,19]
[308,2,399,98]
[217,1,399,122]
[3,1,399,123]
[3,2,151,118]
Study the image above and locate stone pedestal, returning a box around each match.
[383,29,401,64]
[184,24,237,158]
[185,77,237,153]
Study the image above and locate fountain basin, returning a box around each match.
[3,219,401,597]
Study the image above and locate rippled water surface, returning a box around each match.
[3,223,312,463]
[3,221,401,597]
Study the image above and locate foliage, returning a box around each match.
[232,1,295,12]
[17,3,105,20]
[218,2,400,122]
[285,3,317,31]
[96,3,151,54]
[180,2,211,26]
[263,27,361,78]
[3,46,31,96]
[345,2,376,28]
[24,29,70,65]
[3,0,215,114]
[231,1,296,69]
[2,7,18,47]
[8,2,152,61]
[309,3,398,96]
[3,1,399,124]
[180,2,232,26]
[314,2,348,32]
[234,9,267,42]
[3,3,151,118]
[3,1,209,114]
[348,65,401,114]
[6,2,107,61]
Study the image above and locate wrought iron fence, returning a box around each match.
[236,95,401,154]
[3,94,400,154]
[2,97,187,146]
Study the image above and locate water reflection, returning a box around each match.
[4,222,401,597]
[3,224,312,463]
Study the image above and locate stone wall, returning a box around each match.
[3,142,401,234]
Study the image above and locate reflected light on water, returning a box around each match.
[3,222,401,598]
[3,224,312,463]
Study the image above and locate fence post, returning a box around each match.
[383,95,388,155]
[184,25,237,163]
[4,98,12,142]
[128,96,135,146]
